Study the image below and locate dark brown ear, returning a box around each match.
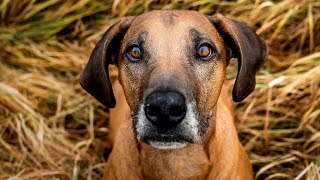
[80,17,134,107]
[207,14,268,102]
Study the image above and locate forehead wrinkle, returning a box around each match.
[162,12,178,26]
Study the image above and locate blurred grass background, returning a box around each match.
[0,0,319,179]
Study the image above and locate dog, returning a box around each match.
[80,10,267,179]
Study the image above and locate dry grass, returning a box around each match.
[0,0,319,179]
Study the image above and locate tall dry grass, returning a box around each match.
[0,0,319,179]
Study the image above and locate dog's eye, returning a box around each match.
[127,46,142,61]
[197,45,213,60]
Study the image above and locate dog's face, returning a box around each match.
[80,11,267,149]
[119,11,227,149]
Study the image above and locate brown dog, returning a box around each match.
[80,10,267,179]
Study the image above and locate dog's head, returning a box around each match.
[80,11,267,149]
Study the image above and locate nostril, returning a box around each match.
[145,103,159,117]
[169,105,186,117]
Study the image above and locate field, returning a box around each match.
[0,0,319,179]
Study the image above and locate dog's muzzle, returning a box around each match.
[144,91,186,128]
[135,89,200,150]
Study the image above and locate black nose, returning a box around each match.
[144,91,186,128]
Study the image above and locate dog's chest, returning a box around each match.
[140,144,210,179]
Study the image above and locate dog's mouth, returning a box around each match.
[148,141,187,149]
[141,134,192,149]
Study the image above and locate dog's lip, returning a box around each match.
[140,134,193,143]
[139,134,192,149]
[147,141,188,150]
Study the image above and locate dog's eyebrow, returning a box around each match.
[123,31,148,51]
[189,28,218,52]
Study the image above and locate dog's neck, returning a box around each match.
[139,141,210,179]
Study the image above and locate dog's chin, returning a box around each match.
[148,141,187,150]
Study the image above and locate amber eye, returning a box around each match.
[128,46,142,61]
[197,45,211,58]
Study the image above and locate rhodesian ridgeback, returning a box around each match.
[80,10,267,179]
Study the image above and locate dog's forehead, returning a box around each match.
[135,10,211,26]
[125,10,218,41]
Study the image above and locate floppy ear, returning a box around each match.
[80,17,134,107]
[207,14,268,102]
